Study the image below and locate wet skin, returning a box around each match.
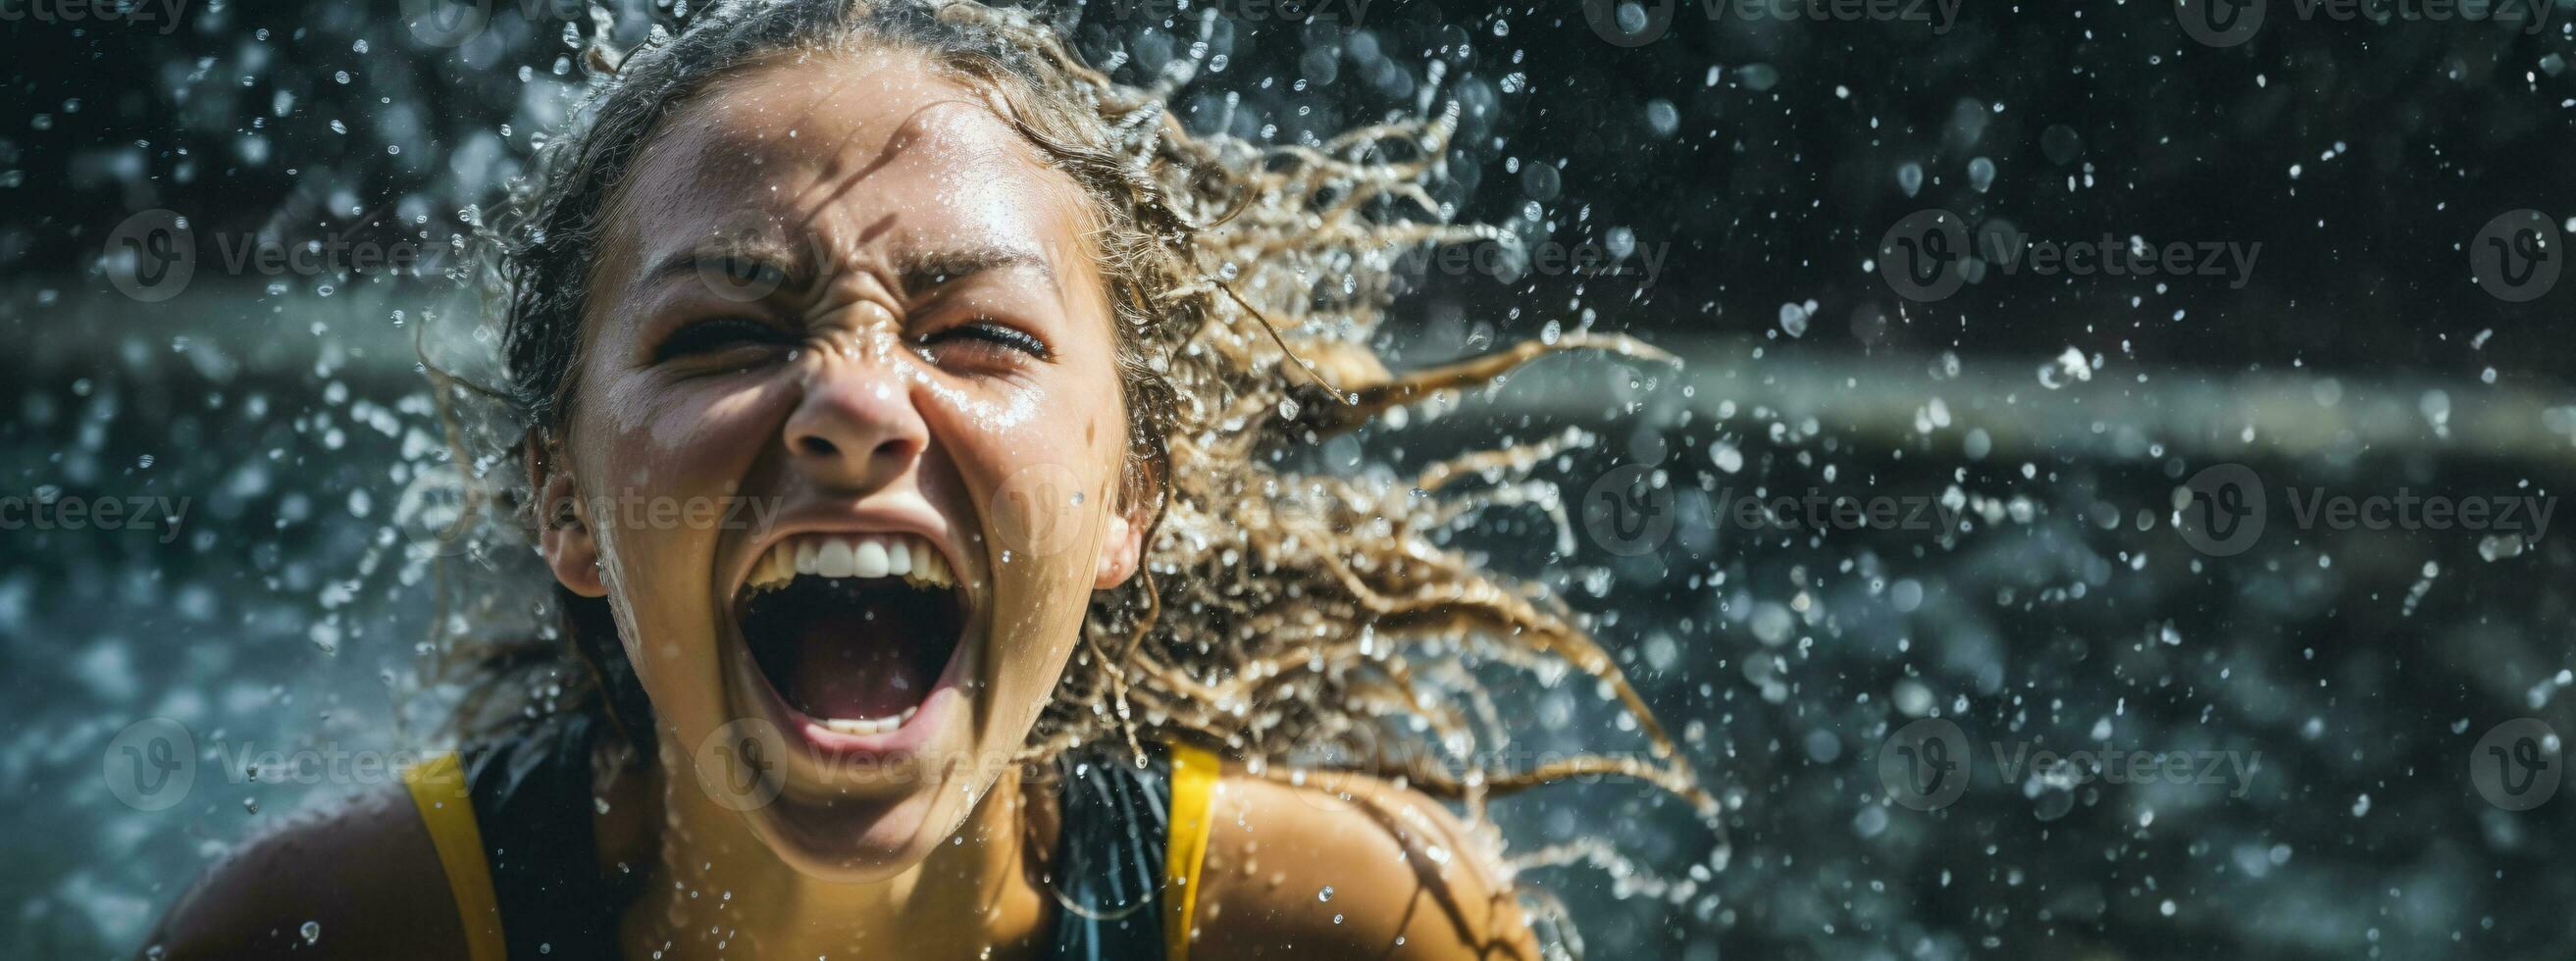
[143,46,1542,961]
[533,48,1147,956]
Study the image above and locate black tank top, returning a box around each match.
[447,713,1179,960]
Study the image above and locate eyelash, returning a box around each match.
[652,318,1049,365]
[652,317,790,364]
[920,321,1051,362]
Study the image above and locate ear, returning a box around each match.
[1091,461,1157,590]
[526,430,608,598]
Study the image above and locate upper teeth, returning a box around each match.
[746,532,953,593]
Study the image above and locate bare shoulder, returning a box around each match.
[1188,766,1542,960]
[142,784,467,961]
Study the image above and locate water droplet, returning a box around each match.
[2040,125,2083,165]
[1777,302,1811,338]
[1317,885,1335,902]
[300,921,321,944]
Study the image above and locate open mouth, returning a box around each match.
[733,532,968,735]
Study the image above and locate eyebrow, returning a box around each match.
[893,244,1056,295]
[647,235,1056,300]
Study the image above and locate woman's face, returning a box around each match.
[536,49,1145,879]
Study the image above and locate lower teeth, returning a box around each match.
[820,705,919,735]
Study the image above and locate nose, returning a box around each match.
[783,346,928,494]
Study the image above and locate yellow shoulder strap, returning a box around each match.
[401,753,508,961]
[1162,741,1220,961]
[411,746,1210,961]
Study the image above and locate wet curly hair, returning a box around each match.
[421,0,1719,937]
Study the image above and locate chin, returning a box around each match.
[739,780,968,880]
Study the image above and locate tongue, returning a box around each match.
[786,608,941,722]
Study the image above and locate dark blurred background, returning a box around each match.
[4,0,2573,958]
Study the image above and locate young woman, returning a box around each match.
[145,2,1712,957]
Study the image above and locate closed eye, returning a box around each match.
[918,321,1052,363]
[654,317,796,364]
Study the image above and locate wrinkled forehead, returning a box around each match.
[597,49,1095,291]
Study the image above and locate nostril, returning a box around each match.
[798,435,841,458]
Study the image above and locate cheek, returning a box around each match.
[577,374,784,599]
[956,395,1126,566]
[592,375,781,485]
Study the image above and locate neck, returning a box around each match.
[618,759,1053,961]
